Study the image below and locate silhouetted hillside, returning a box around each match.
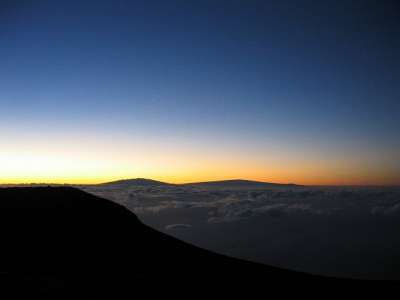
[0,187,396,297]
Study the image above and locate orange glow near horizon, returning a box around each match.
[1,175,399,186]
[1,133,399,186]
[1,155,399,186]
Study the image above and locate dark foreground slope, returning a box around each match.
[0,188,396,297]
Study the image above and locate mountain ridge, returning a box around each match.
[100,178,171,186]
[98,178,300,188]
[183,179,299,187]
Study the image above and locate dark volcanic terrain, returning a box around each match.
[1,187,397,296]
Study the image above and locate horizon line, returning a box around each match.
[0,177,399,188]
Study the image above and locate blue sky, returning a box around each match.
[1,0,399,184]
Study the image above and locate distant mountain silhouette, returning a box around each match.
[98,178,299,189]
[0,187,395,297]
[100,178,170,187]
[184,179,300,189]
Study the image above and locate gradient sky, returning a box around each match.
[1,0,399,185]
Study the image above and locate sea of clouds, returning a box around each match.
[80,185,400,223]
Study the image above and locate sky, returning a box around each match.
[0,0,399,185]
